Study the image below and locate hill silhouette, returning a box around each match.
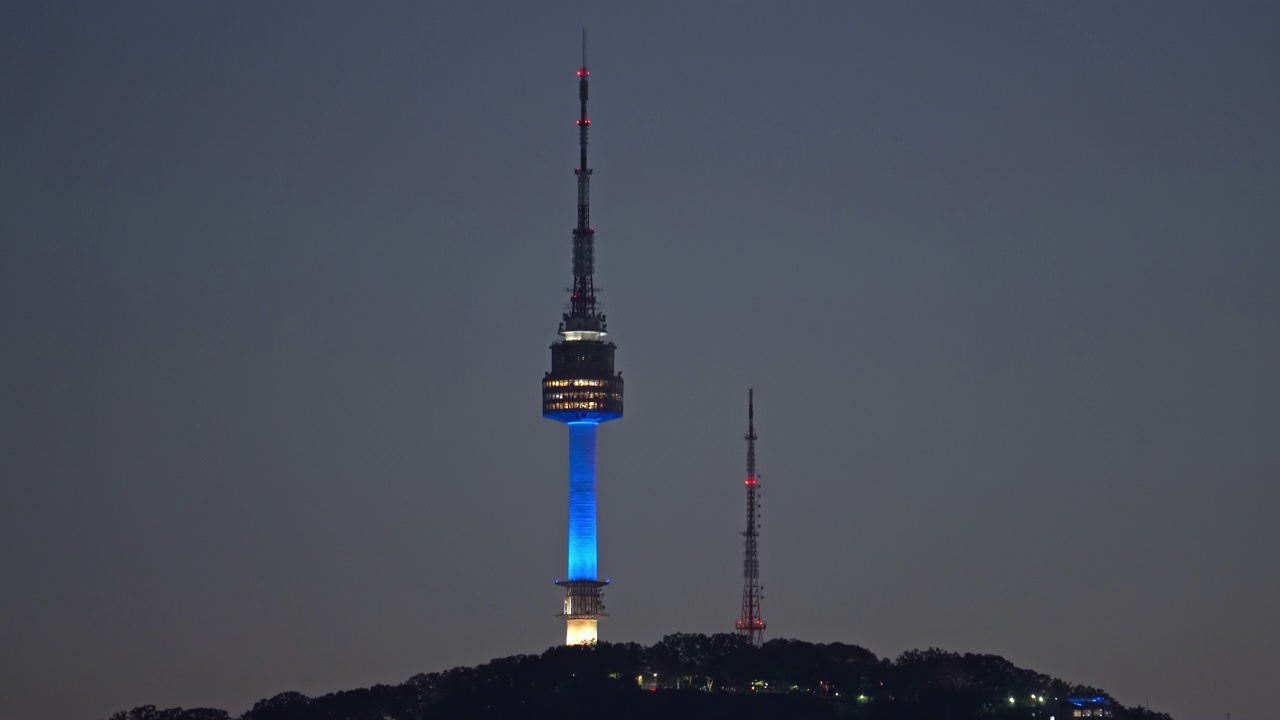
[106,633,1170,720]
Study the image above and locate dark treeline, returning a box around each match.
[107,633,1171,720]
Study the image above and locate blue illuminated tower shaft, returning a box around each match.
[541,37,622,646]
[566,421,599,579]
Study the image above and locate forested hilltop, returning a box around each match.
[106,633,1171,720]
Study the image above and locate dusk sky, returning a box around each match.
[2,3,1278,719]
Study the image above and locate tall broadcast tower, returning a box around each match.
[541,36,623,646]
[736,389,766,645]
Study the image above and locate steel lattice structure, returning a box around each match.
[736,389,766,645]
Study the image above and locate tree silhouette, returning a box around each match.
[104,635,1172,720]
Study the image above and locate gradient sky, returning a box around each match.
[2,3,1278,719]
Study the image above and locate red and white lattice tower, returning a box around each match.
[735,389,766,645]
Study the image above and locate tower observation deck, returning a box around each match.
[542,37,623,646]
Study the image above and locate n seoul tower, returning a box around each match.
[541,36,623,646]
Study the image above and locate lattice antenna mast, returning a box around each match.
[737,389,766,645]
[565,28,602,332]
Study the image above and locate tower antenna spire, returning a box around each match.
[736,389,766,645]
[562,27,600,331]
